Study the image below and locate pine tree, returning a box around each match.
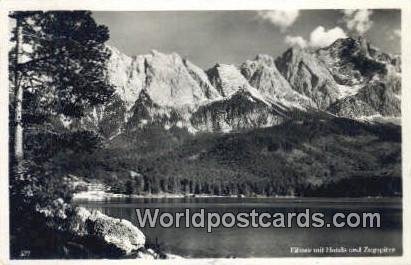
[9,11,114,166]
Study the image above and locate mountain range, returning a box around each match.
[70,37,401,138]
[55,36,402,197]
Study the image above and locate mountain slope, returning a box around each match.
[240,54,314,110]
[327,80,401,119]
[191,87,285,132]
[275,47,340,109]
[142,50,220,107]
[206,63,251,97]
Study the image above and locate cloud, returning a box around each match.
[284,35,307,48]
[257,10,299,31]
[284,26,347,49]
[309,26,347,47]
[343,9,373,35]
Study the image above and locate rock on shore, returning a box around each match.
[68,207,146,256]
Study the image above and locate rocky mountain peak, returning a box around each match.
[319,37,373,62]
[182,59,222,102]
[106,45,144,110]
[206,63,250,97]
[254,54,276,66]
[317,37,393,86]
[275,45,340,109]
[241,54,314,110]
[127,50,220,109]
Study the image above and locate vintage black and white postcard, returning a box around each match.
[0,0,410,264]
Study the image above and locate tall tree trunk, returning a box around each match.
[14,17,24,165]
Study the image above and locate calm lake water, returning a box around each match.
[75,197,402,258]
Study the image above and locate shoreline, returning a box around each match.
[72,190,272,201]
[72,190,402,202]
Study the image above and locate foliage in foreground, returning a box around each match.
[9,10,114,258]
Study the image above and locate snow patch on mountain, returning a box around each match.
[336,84,362,99]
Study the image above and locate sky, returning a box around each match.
[92,10,401,69]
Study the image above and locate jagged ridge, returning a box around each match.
[78,37,401,137]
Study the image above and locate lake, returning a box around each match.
[75,196,402,258]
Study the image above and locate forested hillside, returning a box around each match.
[52,113,401,197]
